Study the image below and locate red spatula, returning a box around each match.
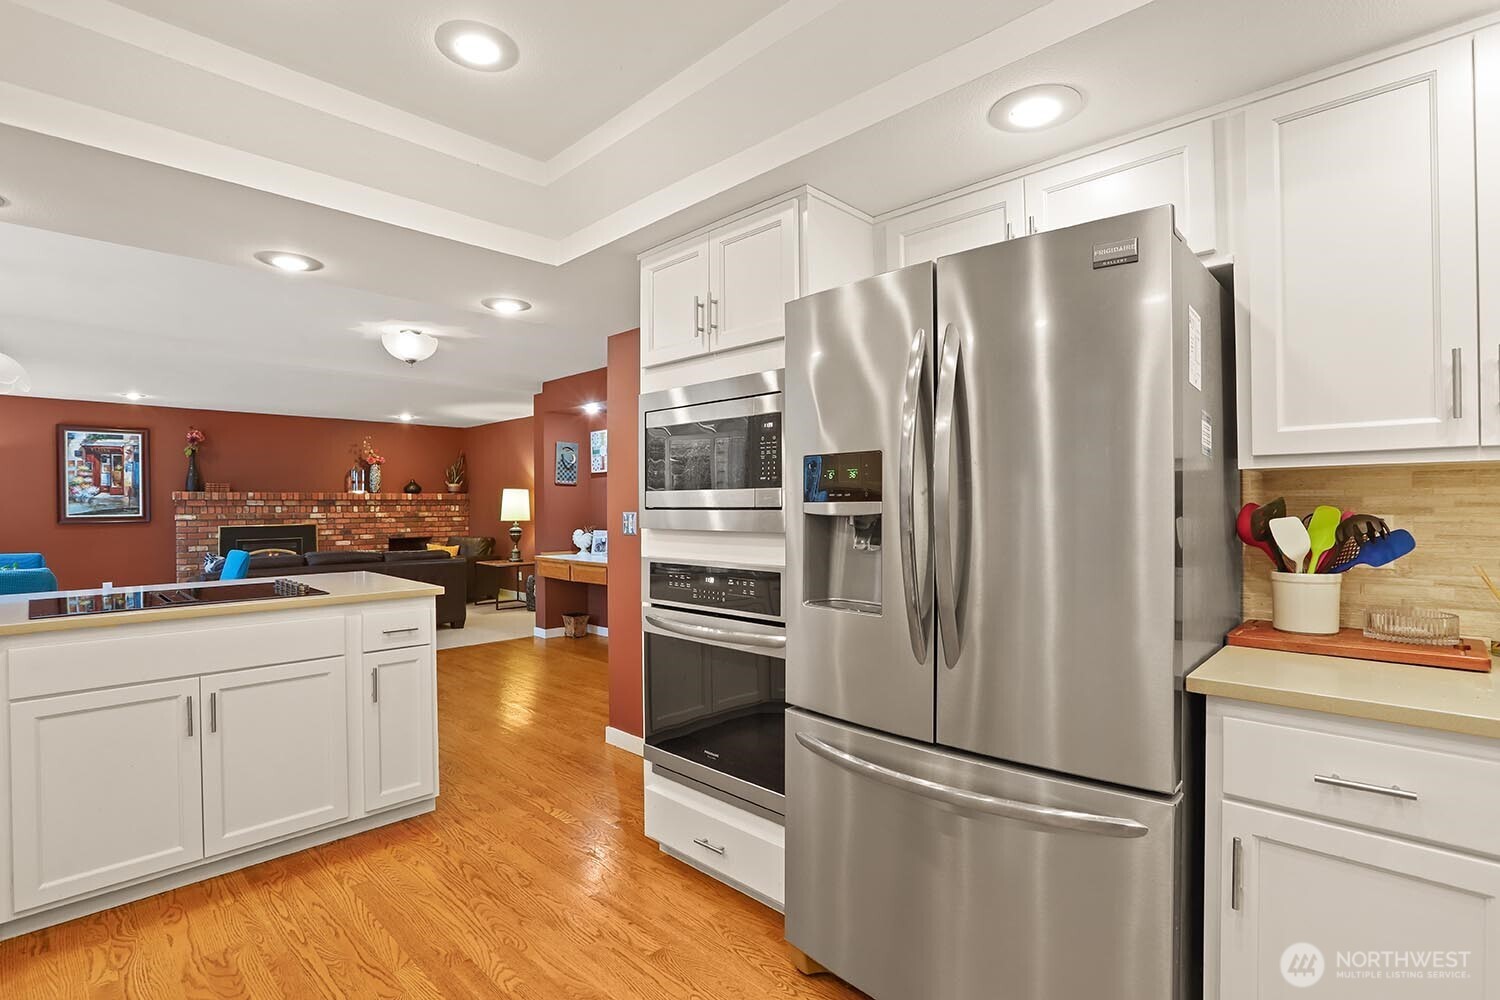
[1237,503,1288,571]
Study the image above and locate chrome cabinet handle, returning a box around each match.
[1027,215,1037,235]
[1313,773,1418,801]
[692,837,726,856]
[1005,221,1014,241]
[209,692,217,734]
[899,326,934,662]
[382,626,419,636]
[795,733,1149,838]
[709,296,719,336]
[371,667,379,703]
[643,614,786,649]
[1452,347,1463,419]
[186,695,194,738]
[693,295,705,336]
[933,324,967,668]
[1230,837,1244,911]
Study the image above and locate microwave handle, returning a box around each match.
[644,614,786,650]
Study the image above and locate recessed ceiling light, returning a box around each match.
[481,296,531,315]
[435,21,519,72]
[382,328,438,366]
[988,84,1084,132]
[582,401,603,416]
[254,250,324,273]
[120,391,148,402]
[398,412,414,422]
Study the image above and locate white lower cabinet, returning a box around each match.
[1220,801,1500,999]
[363,647,437,812]
[201,657,349,856]
[643,763,784,910]
[8,678,204,912]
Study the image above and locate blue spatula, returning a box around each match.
[1328,529,1416,572]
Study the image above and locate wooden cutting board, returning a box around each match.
[1227,620,1492,672]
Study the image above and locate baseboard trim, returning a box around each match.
[589,624,609,637]
[534,626,564,638]
[604,726,643,756]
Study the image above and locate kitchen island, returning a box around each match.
[0,572,441,940]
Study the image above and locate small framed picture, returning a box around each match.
[590,530,608,557]
[555,441,579,485]
[590,429,608,473]
[58,425,151,524]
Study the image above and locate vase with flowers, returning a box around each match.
[359,436,386,494]
[183,426,206,492]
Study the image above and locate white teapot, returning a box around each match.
[572,528,594,555]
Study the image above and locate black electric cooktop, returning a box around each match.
[28,578,328,620]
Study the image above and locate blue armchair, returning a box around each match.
[0,553,60,596]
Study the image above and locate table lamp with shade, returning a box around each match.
[500,488,531,562]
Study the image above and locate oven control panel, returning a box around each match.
[648,562,782,620]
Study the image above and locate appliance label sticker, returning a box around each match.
[1188,305,1203,391]
[1201,411,1213,457]
[1091,236,1138,268]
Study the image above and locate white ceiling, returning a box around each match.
[0,0,1496,423]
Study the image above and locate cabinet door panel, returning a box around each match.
[884,180,1023,268]
[9,678,203,911]
[1220,802,1500,999]
[1245,39,1478,457]
[641,237,709,368]
[1024,119,1217,253]
[710,201,799,353]
[364,646,437,812]
[1479,26,1500,445]
[201,657,348,856]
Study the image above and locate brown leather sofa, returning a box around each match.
[444,536,497,602]
[199,550,467,628]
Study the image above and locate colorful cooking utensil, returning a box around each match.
[1269,516,1312,573]
[1328,529,1416,572]
[1306,505,1342,574]
[1237,503,1287,570]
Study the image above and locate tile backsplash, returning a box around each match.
[1241,463,1500,643]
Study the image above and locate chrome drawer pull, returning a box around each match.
[1313,773,1418,801]
[382,626,420,636]
[692,837,726,856]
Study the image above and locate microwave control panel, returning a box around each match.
[754,414,783,488]
[803,451,882,503]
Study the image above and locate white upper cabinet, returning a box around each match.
[708,200,799,354]
[9,678,204,912]
[883,179,1025,269]
[640,236,711,368]
[1479,26,1500,446]
[200,657,349,857]
[1024,119,1219,254]
[1244,38,1479,458]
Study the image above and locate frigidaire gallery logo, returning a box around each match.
[1280,941,1473,987]
[1281,943,1326,988]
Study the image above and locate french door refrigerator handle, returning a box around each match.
[899,325,934,661]
[643,614,787,649]
[933,323,966,667]
[794,733,1149,838]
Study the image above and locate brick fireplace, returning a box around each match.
[172,491,470,582]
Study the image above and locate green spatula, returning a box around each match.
[1306,505,1342,574]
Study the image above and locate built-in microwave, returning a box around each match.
[639,371,783,532]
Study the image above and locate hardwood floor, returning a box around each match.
[0,636,866,999]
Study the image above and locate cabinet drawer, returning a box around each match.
[538,560,571,582]
[645,771,783,908]
[572,563,606,586]
[1222,715,1500,858]
[361,606,431,652]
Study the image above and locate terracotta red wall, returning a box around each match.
[530,367,610,630]
[605,330,643,737]
[464,416,535,559]
[0,395,465,589]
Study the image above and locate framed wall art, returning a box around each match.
[58,425,151,524]
[590,429,608,473]
[555,440,579,486]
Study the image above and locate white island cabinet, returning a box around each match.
[0,572,441,940]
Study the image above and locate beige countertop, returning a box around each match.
[0,572,443,638]
[1187,645,1500,740]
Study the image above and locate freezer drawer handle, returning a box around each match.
[644,614,787,649]
[794,733,1149,839]
[1313,773,1418,801]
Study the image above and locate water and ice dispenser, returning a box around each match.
[800,450,883,615]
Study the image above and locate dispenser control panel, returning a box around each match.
[802,451,882,503]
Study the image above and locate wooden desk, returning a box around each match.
[475,560,534,610]
[535,553,608,587]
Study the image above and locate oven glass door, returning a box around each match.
[644,629,786,799]
[644,394,782,509]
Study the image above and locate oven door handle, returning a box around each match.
[794,733,1149,839]
[644,614,786,650]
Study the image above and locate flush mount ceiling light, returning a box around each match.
[0,350,31,394]
[988,84,1084,132]
[481,296,531,315]
[119,391,149,402]
[253,250,324,273]
[435,21,519,71]
[582,401,603,416]
[382,328,439,366]
[398,412,415,422]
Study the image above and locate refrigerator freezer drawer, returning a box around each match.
[785,709,1187,1000]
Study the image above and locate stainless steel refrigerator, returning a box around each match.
[783,207,1239,1000]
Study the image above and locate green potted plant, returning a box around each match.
[445,452,466,493]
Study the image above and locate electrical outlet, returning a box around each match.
[622,511,638,536]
